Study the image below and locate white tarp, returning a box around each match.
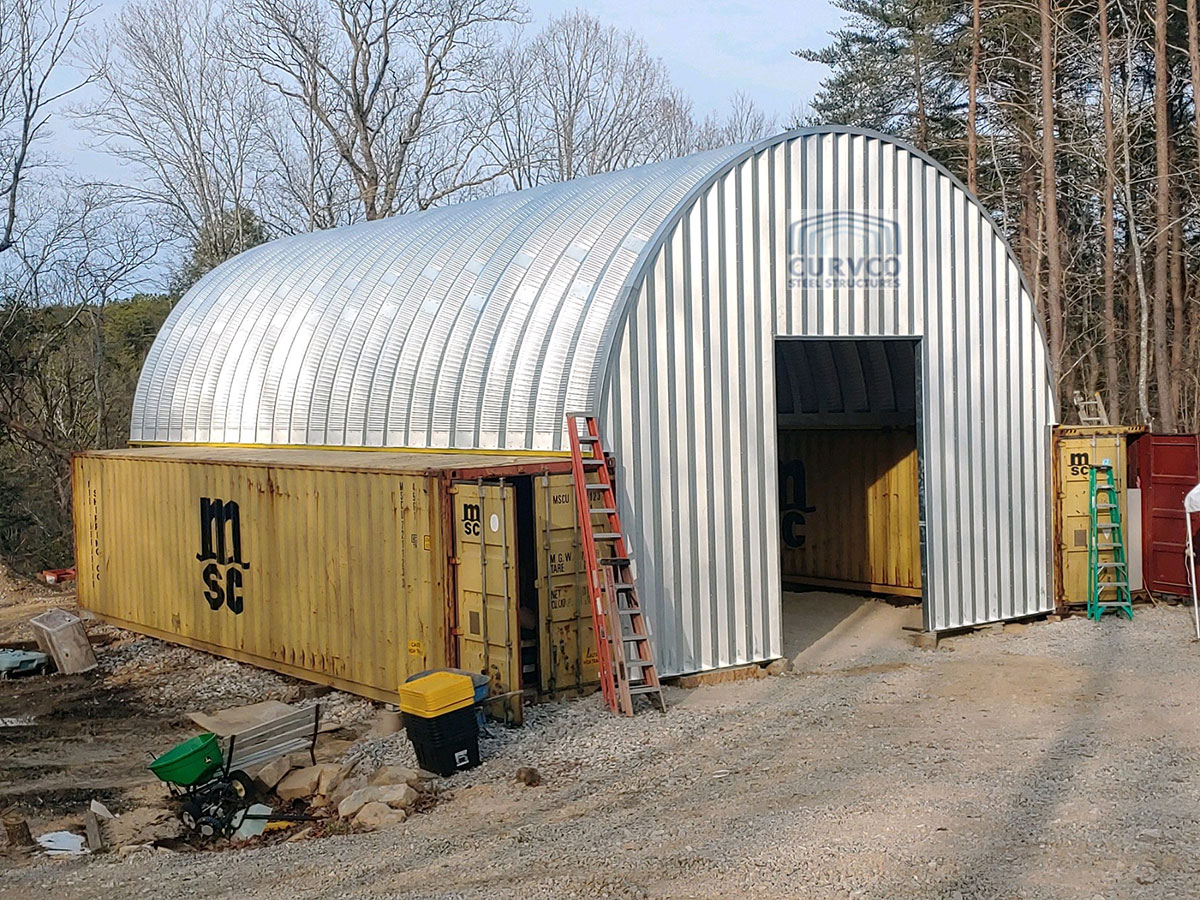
[1186,483,1200,638]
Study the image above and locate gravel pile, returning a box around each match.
[95,629,374,730]
[6,604,1200,900]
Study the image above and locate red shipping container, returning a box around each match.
[1133,434,1200,597]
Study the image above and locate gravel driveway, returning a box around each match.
[5,601,1200,899]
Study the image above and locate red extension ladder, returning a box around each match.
[566,414,666,716]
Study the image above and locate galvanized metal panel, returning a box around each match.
[131,146,749,450]
[131,127,1055,674]
[602,129,1055,672]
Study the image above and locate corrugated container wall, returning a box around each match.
[604,131,1055,672]
[1051,428,1140,607]
[777,429,921,596]
[1131,434,1200,598]
[75,448,596,706]
[75,451,448,702]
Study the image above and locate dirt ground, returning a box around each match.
[0,567,371,838]
[4,579,1200,899]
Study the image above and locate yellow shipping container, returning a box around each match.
[1052,426,1144,607]
[73,446,591,709]
[778,428,922,596]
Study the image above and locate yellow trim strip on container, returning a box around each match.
[128,440,571,458]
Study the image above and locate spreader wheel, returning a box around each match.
[196,815,223,839]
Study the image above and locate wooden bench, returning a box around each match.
[223,704,321,774]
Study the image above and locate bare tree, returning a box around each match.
[479,39,548,190]
[0,0,96,254]
[696,91,776,149]
[1098,0,1119,423]
[528,10,681,181]
[234,0,520,221]
[1152,0,1174,431]
[1039,0,1064,395]
[966,0,980,193]
[81,0,270,259]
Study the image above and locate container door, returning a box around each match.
[453,482,521,723]
[1056,434,1127,605]
[1137,435,1200,597]
[534,473,598,696]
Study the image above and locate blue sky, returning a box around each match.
[522,0,842,122]
[60,1,843,180]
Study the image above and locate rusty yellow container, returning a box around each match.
[74,446,593,709]
[73,447,456,703]
[533,473,598,696]
[778,429,922,596]
[1053,426,1144,607]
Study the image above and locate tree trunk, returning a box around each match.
[1099,0,1120,423]
[3,815,34,848]
[912,15,929,152]
[1153,0,1176,431]
[967,0,980,193]
[1170,190,1184,421]
[1039,0,1064,402]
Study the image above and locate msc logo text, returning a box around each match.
[196,497,250,614]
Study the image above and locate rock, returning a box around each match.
[286,826,315,843]
[329,775,367,810]
[276,764,340,801]
[376,783,419,809]
[85,811,106,852]
[353,801,407,830]
[909,632,939,650]
[337,784,419,819]
[338,787,378,819]
[252,756,293,793]
[368,764,421,790]
[371,710,401,736]
[765,658,793,676]
[315,763,344,796]
[89,800,115,820]
[515,766,541,787]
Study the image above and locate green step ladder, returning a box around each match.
[1088,463,1133,621]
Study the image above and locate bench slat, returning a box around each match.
[222,705,320,772]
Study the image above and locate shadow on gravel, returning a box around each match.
[874,618,1167,898]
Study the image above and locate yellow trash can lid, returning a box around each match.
[398,671,475,717]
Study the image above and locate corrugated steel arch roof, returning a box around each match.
[131,142,754,450]
[131,126,1047,451]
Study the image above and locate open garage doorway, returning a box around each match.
[775,337,926,662]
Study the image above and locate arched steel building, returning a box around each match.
[132,127,1056,675]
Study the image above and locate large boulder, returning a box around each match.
[368,765,423,791]
[336,784,419,819]
[276,764,340,802]
[353,802,407,830]
[251,756,293,793]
